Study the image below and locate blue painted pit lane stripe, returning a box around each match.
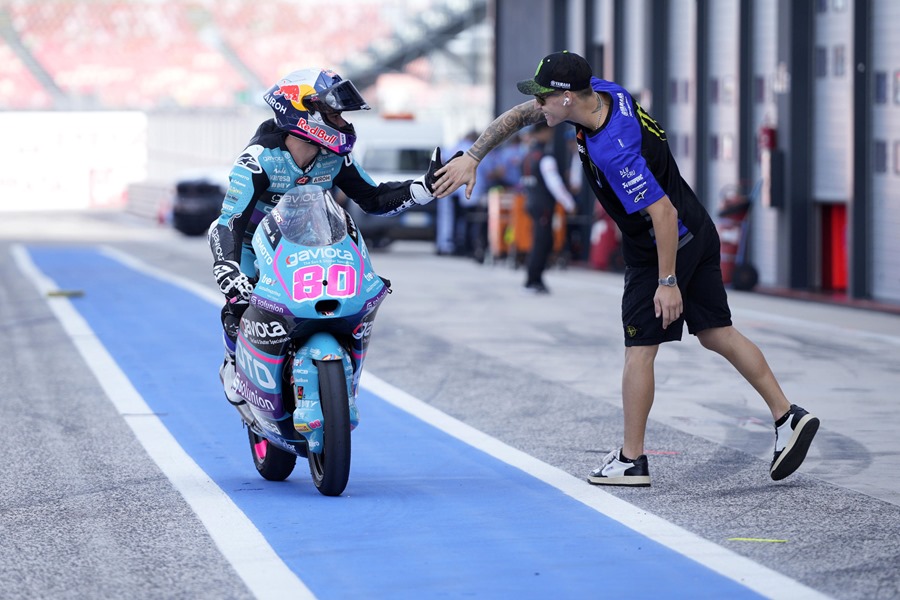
[17,244,827,600]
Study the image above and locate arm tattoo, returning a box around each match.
[468,101,545,161]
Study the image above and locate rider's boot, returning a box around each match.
[219,353,245,406]
[220,348,258,428]
[219,335,244,406]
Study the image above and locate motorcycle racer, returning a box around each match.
[210,68,452,407]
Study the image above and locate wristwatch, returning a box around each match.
[658,274,677,287]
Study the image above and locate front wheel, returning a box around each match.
[308,360,352,496]
[247,427,296,481]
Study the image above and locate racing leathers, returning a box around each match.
[209,118,436,344]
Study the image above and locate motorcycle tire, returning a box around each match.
[247,427,296,481]
[308,360,352,496]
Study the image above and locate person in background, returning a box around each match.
[491,133,527,192]
[435,179,457,256]
[439,132,526,261]
[432,51,819,487]
[209,67,453,411]
[453,131,494,260]
[436,131,478,256]
[520,121,575,293]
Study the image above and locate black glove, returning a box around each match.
[213,260,253,302]
[410,148,464,204]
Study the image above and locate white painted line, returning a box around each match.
[12,244,315,600]
[362,372,831,600]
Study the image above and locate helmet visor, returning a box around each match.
[310,79,370,112]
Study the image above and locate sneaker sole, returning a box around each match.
[770,414,820,481]
[586,475,651,487]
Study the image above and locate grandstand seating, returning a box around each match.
[8,1,246,108]
[0,0,472,110]
[209,1,396,87]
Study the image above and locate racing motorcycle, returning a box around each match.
[231,185,389,496]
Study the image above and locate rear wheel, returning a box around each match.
[247,427,296,481]
[308,360,352,496]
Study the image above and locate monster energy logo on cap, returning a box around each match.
[517,51,593,95]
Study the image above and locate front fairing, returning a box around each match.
[250,220,388,323]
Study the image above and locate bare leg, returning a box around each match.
[695,325,791,420]
[621,344,659,459]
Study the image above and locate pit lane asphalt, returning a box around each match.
[2,210,899,599]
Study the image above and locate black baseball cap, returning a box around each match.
[517,51,593,95]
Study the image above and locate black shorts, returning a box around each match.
[621,228,732,346]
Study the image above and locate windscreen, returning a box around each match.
[271,185,348,246]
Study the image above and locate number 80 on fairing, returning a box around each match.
[292,264,357,301]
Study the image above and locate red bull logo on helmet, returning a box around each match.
[295,117,338,146]
[276,84,301,101]
[274,81,316,110]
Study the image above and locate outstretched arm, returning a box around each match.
[433,101,544,199]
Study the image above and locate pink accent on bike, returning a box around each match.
[254,439,268,460]
[273,245,291,298]
[348,242,365,295]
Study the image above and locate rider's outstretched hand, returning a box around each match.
[410,147,464,204]
[213,260,254,303]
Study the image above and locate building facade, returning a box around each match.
[494,0,900,306]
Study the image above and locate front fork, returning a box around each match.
[291,332,357,454]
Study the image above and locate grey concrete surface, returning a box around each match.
[2,210,900,600]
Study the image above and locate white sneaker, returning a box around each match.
[770,404,819,480]
[587,448,651,487]
[219,355,244,406]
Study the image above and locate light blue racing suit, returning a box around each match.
[210,118,427,343]
[210,118,426,276]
